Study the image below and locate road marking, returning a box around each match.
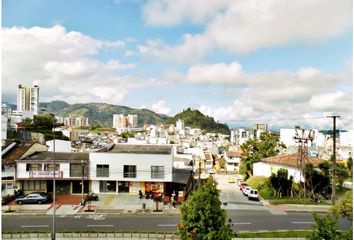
[157,224,177,227]
[87,224,114,227]
[233,222,252,225]
[292,222,313,224]
[21,225,49,228]
[74,215,81,219]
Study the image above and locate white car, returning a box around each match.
[243,186,251,196]
[248,189,259,201]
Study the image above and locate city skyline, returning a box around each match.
[2,0,353,130]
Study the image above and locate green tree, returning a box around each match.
[306,213,339,240]
[347,157,353,178]
[336,163,349,186]
[331,190,353,221]
[240,132,285,178]
[178,178,233,240]
[269,169,293,198]
[120,131,136,139]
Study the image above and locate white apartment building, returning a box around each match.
[176,119,184,132]
[1,104,11,143]
[113,114,138,130]
[340,130,353,147]
[127,114,138,128]
[89,144,174,194]
[56,116,89,127]
[16,83,39,116]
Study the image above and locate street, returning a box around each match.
[2,174,352,233]
[2,211,351,233]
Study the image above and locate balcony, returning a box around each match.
[29,171,63,179]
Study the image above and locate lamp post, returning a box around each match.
[41,109,56,240]
[51,114,56,240]
[81,160,84,196]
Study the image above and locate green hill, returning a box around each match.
[166,108,230,135]
[39,101,170,127]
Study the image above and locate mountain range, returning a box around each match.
[4,101,230,134]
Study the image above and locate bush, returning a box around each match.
[246,176,267,190]
[2,194,15,205]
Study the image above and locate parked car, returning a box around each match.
[15,192,51,205]
[227,178,235,183]
[243,186,252,196]
[208,169,215,174]
[248,189,259,201]
[239,182,248,191]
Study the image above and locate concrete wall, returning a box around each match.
[253,162,302,183]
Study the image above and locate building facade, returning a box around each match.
[16,83,39,116]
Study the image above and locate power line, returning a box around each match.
[229,116,327,123]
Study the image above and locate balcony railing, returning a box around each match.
[29,171,63,179]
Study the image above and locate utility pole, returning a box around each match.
[327,115,340,205]
[294,126,315,200]
[198,161,201,186]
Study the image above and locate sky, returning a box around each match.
[2,0,353,130]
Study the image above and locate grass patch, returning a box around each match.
[268,198,331,205]
[237,231,311,238]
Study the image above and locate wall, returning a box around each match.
[253,162,302,183]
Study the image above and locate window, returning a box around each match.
[26,164,42,171]
[123,165,136,178]
[44,164,60,171]
[70,163,87,177]
[22,180,45,191]
[96,164,109,177]
[151,166,164,179]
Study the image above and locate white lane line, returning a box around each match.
[292,222,313,224]
[87,224,114,227]
[233,222,252,225]
[21,225,49,228]
[157,224,177,227]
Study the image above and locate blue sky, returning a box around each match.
[2,0,353,130]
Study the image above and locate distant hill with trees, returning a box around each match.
[38,101,170,128]
[166,108,230,135]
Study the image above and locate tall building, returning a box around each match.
[17,83,39,115]
[113,114,138,129]
[127,114,138,128]
[113,114,127,128]
[176,119,184,131]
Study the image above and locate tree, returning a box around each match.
[347,157,353,178]
[178,177,233,240]
[269,169,293,198]
[240,132,285,178]
[306,213,339,240]
[331,191,353,221]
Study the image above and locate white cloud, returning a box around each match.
[2,25,142,105]
[151,100,171,115]
[185,62,242,84]
[142,0,231,26]
[182,62,352,129]
[140,0,352,61]
[104,40,126,48]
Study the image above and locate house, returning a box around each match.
[16,152,89,195]
[253,153,323,183]
[2,141,48,196]
[224,151,241,172]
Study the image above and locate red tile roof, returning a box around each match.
[225,151,241,158]
[2,142,36,165]
[261,153,324,168]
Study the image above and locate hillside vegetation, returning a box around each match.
[166,108,230,135]
[39,101,169,127]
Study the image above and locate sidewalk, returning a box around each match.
[261,199,331,213]
[2,194,180,216]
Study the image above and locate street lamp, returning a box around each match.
[81,160,84,197]
[41,109,56,240]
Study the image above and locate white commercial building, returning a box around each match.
[89,144,174,194]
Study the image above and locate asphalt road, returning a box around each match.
[2,211,352,233]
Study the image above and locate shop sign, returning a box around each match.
[29,171,63,178]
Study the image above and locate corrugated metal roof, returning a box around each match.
[108,144,173,154]
[2,142,36,165]
[22,152,89,161]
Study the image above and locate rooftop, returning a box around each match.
[106,144,173,154]
[21,152,89,162]
[261,153,324,168]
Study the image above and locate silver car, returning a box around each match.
[15,192,51,205]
